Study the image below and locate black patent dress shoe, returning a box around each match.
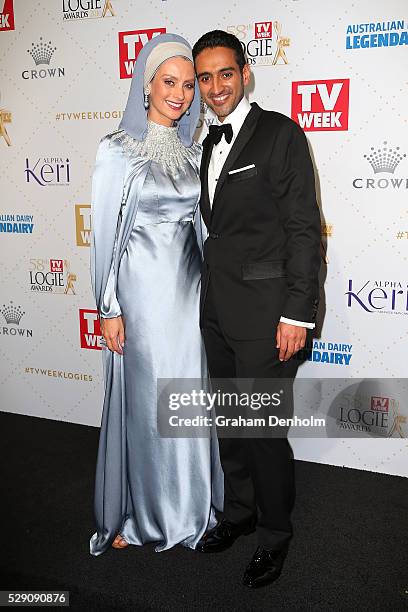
[196,518,255,553]
[243,545,288,588]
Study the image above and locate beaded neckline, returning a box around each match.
[110,120,200,174]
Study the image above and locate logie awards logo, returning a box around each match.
[0,94,11,145]
[62,0,115,20]
[227,21,290,67]
[337,394,406,438]
[28,258,77,294]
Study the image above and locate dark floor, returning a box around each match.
[1,411,407,611]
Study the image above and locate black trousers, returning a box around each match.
[201,279,299,551]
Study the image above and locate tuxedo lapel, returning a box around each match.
[199,134,213,228]
[212,102,262,210]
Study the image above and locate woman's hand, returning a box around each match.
[100,316,125,355]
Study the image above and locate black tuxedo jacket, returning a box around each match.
[199,102,321,340]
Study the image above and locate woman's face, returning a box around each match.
[146,56,195,127]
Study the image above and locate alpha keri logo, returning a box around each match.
[22,37,65,80]
[291,79,350,131]
[0,0,15,31]
[118,28,166,79]
[24,156,70,186]
[346,279,408,315]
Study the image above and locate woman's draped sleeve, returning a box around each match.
[100,234,122,318]
[90,135,128,316]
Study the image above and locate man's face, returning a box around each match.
[195,47,250,121]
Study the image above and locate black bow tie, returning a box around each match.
[208,123,233,145]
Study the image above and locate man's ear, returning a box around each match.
[242,63,251,87]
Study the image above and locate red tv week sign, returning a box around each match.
[371,396,389,412]
[50,259,63,273]
[255,21,272,39]
[291,79,350,131]
[118,28,166,79]
[79,308,103,350]
[0,0,15,31]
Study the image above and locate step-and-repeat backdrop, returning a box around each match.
[1,0,407,476]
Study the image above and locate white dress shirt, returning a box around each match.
[207,96,315,330]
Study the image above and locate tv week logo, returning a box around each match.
[371,397,389,412]
[291,79,350,131]
[50,259,63,273]
[79,309,103,350]
[75,204,91,247]
[255,22,272,39]
[118,28,166,79]
[0,0,14,30]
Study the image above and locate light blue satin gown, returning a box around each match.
[89,122,223,556]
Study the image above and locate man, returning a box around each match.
[192,30,321,588]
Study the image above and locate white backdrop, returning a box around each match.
[1,0,407,476]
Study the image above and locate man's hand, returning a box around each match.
[100,316,125,355]
[276,322,306,362]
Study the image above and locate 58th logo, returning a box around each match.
[227,21,290,66]
[29,258,77,294]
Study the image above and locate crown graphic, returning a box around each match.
[27,37,57,66]
[321,224,333,237]
[364,142,406,174]
[1,301,25,325]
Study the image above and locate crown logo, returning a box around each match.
[27,37,57,66]
[321,223,333,237]
[1,301,25,325]
[364,142,406,174]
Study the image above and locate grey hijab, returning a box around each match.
[119,33,200,147]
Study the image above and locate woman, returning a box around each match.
[89,33,223,556]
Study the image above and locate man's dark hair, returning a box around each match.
[192,29,247,71]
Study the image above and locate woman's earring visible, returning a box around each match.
[144,92,149,110]
[185,107,190,116]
